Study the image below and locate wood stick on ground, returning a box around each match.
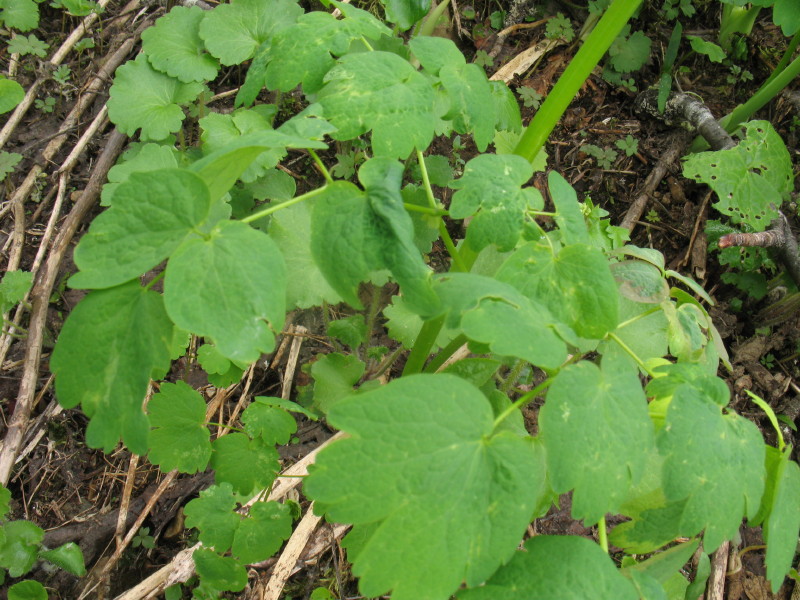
[260,505,323,600]
[113,432,346,600]
[0,0,119,149]
[0,129,127,486]
[620,130,693,233]
[706,540,730,600]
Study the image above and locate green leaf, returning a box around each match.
[497,242,619,339]
[8,581,47,600]
[0,270,33,312]
[682,121,793,231]
[71,169,211,289]
[754,446,800,593]
[7,34,48,57]
[383,295,456,349]
[549,171,590,245]
[0,484,10,516]
[235,40,270,108]
[0,521,43,577]
[199,0,302,66]
[306,352,365,414]
[241,399,297,445]
[409,35,465,73]
[311,172,437,315]
[108,54,204,141]
[0,77,24,114]
[265,3,390,94]
[686,35,726,62]
[268,201,342,310]
[142,6,219,83]
[621,539,698,590]
[0,151,22,181]
[193,548,247,592]
[460,297,568,369]
[540,359,656,524]
[147,381,212,474]
[773,0,800,36]
[101,143,181,206]
[327,315,367,349]
[210,433,279,495]
[608,29,651,72]
[458,536,638,600]
[51,282,173,454]
[601,295,669,365]
[401,184,441,254]
[381,0,430,29]
[305,374,547,600]
[254,396,317,420]
[184,483,240,551]
[38,542,86,576]
[611,260,670,304]
[231,501,293,563]
[448,154,535,252]
[196,343,233,375]
[318,52,436,158]
[0,0,38,31]
[657,384,765,551]
[165,220,286,363]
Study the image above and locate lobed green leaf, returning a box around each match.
[142,6,219,82]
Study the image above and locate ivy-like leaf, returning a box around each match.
[71,169,211,289]
[540,359,656,524]
[38,542,86,576]
[165,220,286,363]
[0,77,24,114]
[657,384,765,551]
[184,483,240,551]
[241,399,297,445]
[458,536,638,600]
[51,282,173,454]
[0,521,44,577]
[317,52,437,158]
[305,352,365,415]
[0,0,38,31]
[751,445,800,592]
[448,154,536,252]
[8,581,48,600]
[231,501,293,563]
[682,121,792,231]
[311,170,438,315]
[142,6,219,83]
[147,381,212,474]
[382,0,429,30]
[210,433,280,495]
[305,374,547,600]
[101,143,181,206]
[269,201,343,309]
[199,0,302,66]
[108,54,204,141]
[0,270,33,314]
[193,548,247,593]
[264,2,390,94]
[497,242,619,339]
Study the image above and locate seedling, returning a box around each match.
[545,13,574,42]
[517,85,542,109]
[34,96,55,113]
[615,134,638,156]
[581,143,618,169]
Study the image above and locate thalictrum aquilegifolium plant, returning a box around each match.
[37,0,800,597]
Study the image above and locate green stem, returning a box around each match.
[404,203,447,216]
[415,0,451,38]
[309,149,333,184]
[512,0,642,164]
[415,148,438,209]
[607,332,653,376]
[241,186,328,223]
[369,345,405,380]
[615,305,661,330]
[492,377,553,433]
[598,516,609,553]
[764,29,800,87]
[501,359,527,394]
[424,334,468,373]
[362,284,382,359]
[439,221,468,272]
[691,51,800,152]
[145,271,165,291]
[402,315,446,376]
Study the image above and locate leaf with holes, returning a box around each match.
[683,120,792,231]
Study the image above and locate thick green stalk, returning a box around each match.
[402,315,446,375]
[719,4,760,51]
[690,51,800,152]
[512,0,643,164]
[763,29,800,88]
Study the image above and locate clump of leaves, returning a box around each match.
[517,85,542,109]
[546,13,574,42]
[615,134,638,156]
[581,143,619,169]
